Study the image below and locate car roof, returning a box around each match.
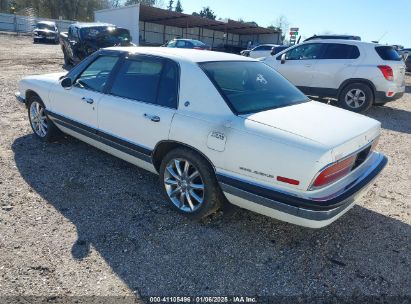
[305,34,361,40]
[73,22,114,28]
[105,46,257,63]
[302,39,381,47]
[172,38,201,42]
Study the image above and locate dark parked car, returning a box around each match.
[163,39,211,50]
[270,45,290,56]
[304,34,361,42]
[60,23,133,66]
[33,21,59,44]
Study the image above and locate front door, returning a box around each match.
[49,54,121,129]
[274,43,324,94]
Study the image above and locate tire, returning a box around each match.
[62,47,71,66]
[376,102,387,107]
[159,147,224,220]
[33,38,38,44]
[338,83,373,113]
[27,95,62,142]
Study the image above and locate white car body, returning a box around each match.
[248,44,278,59]
[262,40,406,108]
[16,47,387,228]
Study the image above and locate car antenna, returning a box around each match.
[375,31,388,43]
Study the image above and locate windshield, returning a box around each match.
[36,23,54,30]
[80,26,131,43]
[200,61,309,114]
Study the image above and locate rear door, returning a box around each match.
[310,43,362,96]
[274,43,325,94]
[98,55,179,153]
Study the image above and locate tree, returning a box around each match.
[194,6,215,20]
[271,15,289,43]
[174,0,182,12]
[167,0,173,10]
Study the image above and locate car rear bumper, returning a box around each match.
[218,152,387,228]
[375,90,405,104]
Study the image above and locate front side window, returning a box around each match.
[201,61,308,114]
[110,57,179,108]
[281,43,323,60]
[75,56,119,92]
[322,43,360,59]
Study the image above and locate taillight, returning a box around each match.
[312,155,356,189]
[378,65,393,81]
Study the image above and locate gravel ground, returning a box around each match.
[0,34,410,303]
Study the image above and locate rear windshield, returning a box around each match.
[200,61,308,115]
[375,46,402,61]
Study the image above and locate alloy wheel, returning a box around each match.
[29,101,48,137]
[345,89,366,109]
[163,158,205,213]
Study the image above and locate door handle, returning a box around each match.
[82,97,94,104]
[144,113,160,122]
[305,64,312,67]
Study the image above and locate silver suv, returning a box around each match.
[262,40,406,112]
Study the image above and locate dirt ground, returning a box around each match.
[0,34,410,303]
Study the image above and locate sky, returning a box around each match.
[178,0,411,47]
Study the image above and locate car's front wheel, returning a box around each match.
[339,83,373,113]
[62,47,71,66]
[28,96,62,142]
[159,148,223,220]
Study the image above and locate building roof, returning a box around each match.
[106,46,257,63]
[139,5,279,35]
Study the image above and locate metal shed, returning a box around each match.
[95,4,281,52]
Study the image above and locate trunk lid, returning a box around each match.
[241,101,380,160]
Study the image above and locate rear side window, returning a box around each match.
[110,57,179,108]
[322,44,360,59]
[110,57,162,104]
[157,61,179,108]
[375,46,401,61]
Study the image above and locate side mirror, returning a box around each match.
[281,53,286,64]
[61,77,72,89]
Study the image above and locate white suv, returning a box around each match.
[262,40,406,112]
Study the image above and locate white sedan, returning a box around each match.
[243,44,278,59]
[15,47,387,228]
